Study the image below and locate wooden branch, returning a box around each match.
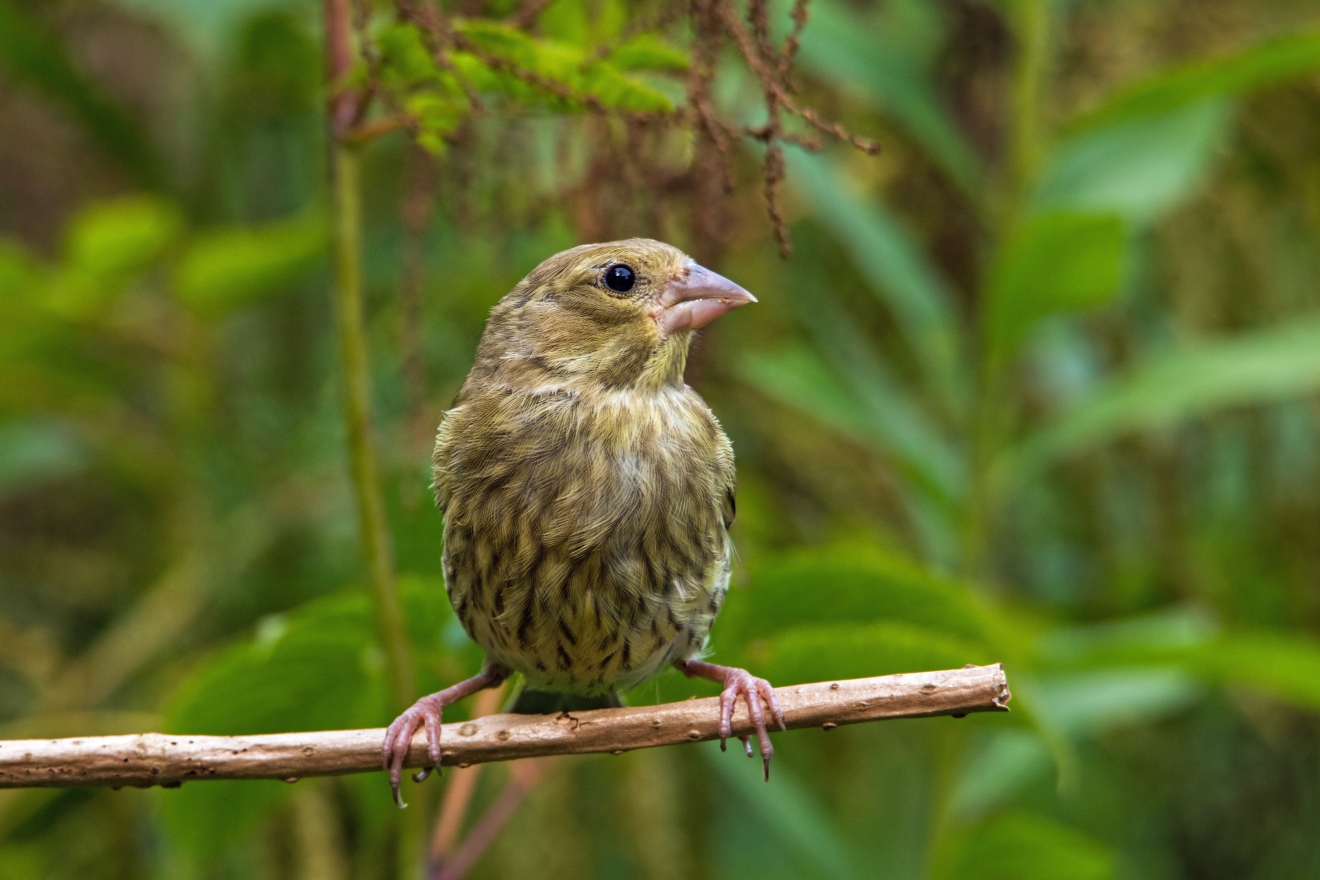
[0,665,1009,790]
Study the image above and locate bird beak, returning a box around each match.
[655,262,757,339]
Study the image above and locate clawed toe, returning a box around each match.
[719,669,779,782]
[382,697,444,809]
[674,659,785,782]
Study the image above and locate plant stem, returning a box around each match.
[964,0,1055,582]
[1008,0,1051,204]
[331,141,416,713]
[432,759,552,880]
[429,686,506,864]
[325,0,415,715]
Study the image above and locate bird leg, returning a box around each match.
[674,658,787,781]
[382,663,510,808]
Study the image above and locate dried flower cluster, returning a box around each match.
[330,0,880,255]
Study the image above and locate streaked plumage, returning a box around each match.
[383,239,783,805]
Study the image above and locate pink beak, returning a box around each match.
[655,262,757,339]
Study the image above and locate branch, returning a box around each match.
[0,665,1009,790]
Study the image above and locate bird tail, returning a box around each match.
[505,686,625,715]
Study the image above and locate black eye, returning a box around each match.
[603,264,635,293]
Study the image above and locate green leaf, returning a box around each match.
[377,23,443,87]
[159,592,379,859]
[1036,100,1231,225]
[165,597,378,737]
[374,23,474,152]
[1073,29,1320,130]
[43,196,182,317]
[740,345,878,445]
[606,34,688,72]
[173,214,326,316]
[984,212,1126,359]
[935,812,1113,880]
[1034,611,1320,712]
[786,256,966,502]
[1030,669,1205,736]
[949,730,1054,820]
[1035,606,1218,671]
[741,310,964,563]
[157,574,454,861]
[406,92,471,155]
[787,151,966,408]
[1191,632,1320,711]
[0,239,39,299]
[748,622,988,686]
[704,742,856,879]
[64,196,182,282]
[578,61,674,112]
[454,21,672,112]
[1003,315,1320,477]
[723,543,991,648]
[797,0,980,190]
[0,420,84,498]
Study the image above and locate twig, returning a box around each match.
[505,0,558,29]
[779,0,810,82]
[344,112,413,144]
[429,686,505,865]
[0,666,1009,790]
[432,758,552,880]
[325,0,360,137]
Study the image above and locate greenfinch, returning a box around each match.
[383,239,784,806]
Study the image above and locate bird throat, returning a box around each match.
[637,330,692,391]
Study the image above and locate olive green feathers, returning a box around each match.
[433,239,754,696]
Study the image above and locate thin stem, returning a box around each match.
[324,7,424,876]
[1007,0,1051,212]
[965,0,1054,582]
[432,759,553,880]
[429,686,505,864]
[331,143,416,713]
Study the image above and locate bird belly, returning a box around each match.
[438,391,731,695]
[443,500,729,695]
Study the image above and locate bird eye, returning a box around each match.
[603,264,636,293]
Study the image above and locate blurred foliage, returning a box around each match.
[4,0,1320,879]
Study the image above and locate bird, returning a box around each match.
[381,238,785,807]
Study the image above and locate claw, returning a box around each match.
[380,665,510,808]
[382,695,443,810]
[674,659,783,782]
[717,668,777,781]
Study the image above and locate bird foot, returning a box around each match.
[382,694,446,809]
[676,659,787,781]
[381,664,509,808]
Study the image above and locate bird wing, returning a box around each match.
[430,405,464,510]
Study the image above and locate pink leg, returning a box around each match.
[675,658,787,781]
[381,663,509,808]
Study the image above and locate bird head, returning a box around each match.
[468,239,756,393]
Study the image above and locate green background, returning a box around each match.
[3,0,1320,878]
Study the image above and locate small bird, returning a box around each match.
[382,239,784,806]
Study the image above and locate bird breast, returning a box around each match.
[434,385,734,694]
